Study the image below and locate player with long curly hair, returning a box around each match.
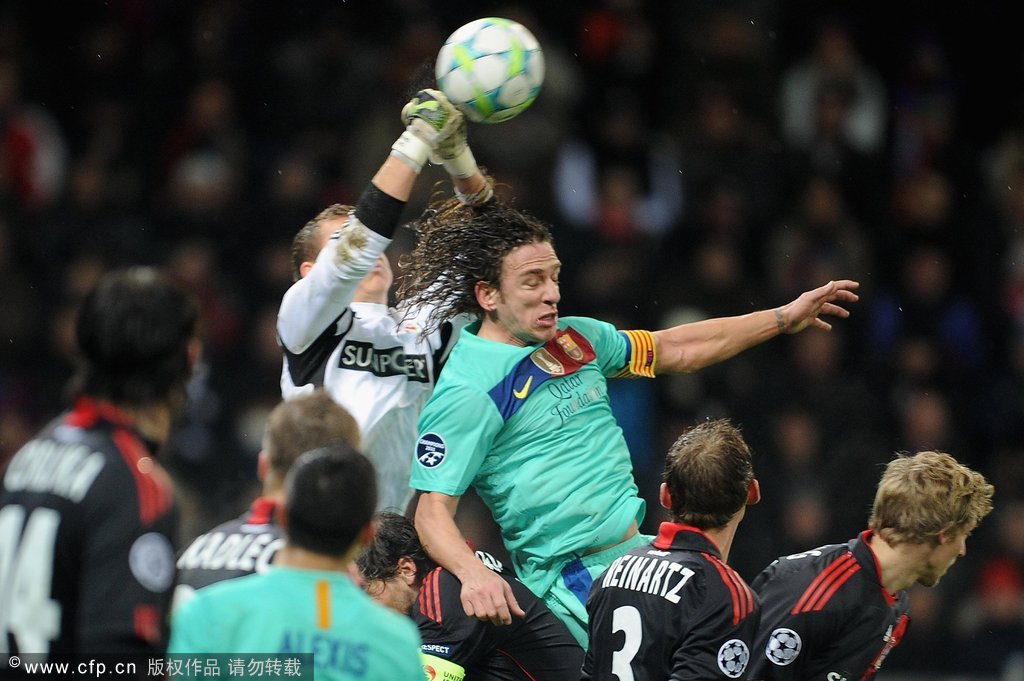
[399,130,860,646]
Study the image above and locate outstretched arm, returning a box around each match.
[652,279,860,374]
[415,491,525,625]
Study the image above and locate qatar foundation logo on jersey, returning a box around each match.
[766,627,802,666]
[718,639,750,678]
[416,433,447,468]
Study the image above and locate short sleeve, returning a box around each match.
[410,384,502,496]
[560,316,656,378]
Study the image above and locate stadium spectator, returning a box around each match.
[173,389,360,609]
[277,89,488,513]
[169,442,422,680]
[582,418,761,680]
[748,450,994,680]
[0,267,199,662]
[398,133,858,643]
[358,511,583,681]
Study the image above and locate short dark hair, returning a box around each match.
[283,441,376,555]
[72,267,199,409]
[356,511,435,583]
[663,419,755,529]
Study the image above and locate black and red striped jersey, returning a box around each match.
[582,523,760,681]
[414,550,583,681]
[173,497,285,610]
[0,397,179,659]
[748,531,911,681]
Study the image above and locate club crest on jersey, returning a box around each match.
[530,347,564,375]
[416,433,446,468]
[718,639,750,678]
[556,333,584,361]
[129,532,176,592]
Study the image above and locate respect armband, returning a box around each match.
[421,652,466,681]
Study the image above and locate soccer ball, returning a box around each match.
[435,17,545,124]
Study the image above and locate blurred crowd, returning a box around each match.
[1,0,1023,676]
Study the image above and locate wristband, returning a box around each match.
[442,146,480,179]
[390,130,431,173]
[456,183,495,206]
[355,182,406,239]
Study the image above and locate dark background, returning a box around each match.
[2,1,1024,676]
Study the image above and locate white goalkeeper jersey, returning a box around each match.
[277,219,465,512]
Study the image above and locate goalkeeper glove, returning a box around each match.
[391,89,464,174]
[401,89,479,179]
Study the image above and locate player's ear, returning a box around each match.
[746,479,761,506]
[397,556,418,586]
[299,260,316,279]
[659,482,672,511]
[257,451,269,482]
[276,504,288,530]
[475,280,499,311]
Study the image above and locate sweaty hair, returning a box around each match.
[263,390,361,481]
[356,511,435,583]
[283,441,376,556]
[663,419,755,529]
[396,194,553,335]
[290,203,354,281]
[72,267,199,409]
[869,450,994,547]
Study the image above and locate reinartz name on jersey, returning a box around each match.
[600,552,695,603]
[339,341,428,382]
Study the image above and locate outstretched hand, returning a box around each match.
[459,562,526,626]
[401,88,466,160]
[777,280,860,334]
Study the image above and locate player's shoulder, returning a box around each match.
[755,542,851,585]
[560,315,613,336]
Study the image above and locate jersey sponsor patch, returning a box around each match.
[718,639,750,678]
[766,627,802,666]
[129,532,175,592]
[338,340,429,382]
[416,433,447,468]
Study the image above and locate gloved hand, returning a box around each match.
[391,89,465,174]
[401,89,478,179]
[402,89,464,149]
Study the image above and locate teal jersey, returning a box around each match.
[411,316,655,596]
[169,566,422,681]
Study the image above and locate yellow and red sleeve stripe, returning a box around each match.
[616,329,656,378]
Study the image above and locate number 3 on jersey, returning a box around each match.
[0,505,62,654]
[611,605,642,681]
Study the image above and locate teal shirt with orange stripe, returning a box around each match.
[168,566,422,680]
[411,316,657,597]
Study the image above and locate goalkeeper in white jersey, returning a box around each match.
[277,89,491,512]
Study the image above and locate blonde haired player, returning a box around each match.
[748,450,994,680]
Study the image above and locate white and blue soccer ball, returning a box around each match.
[435,17,545,124]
